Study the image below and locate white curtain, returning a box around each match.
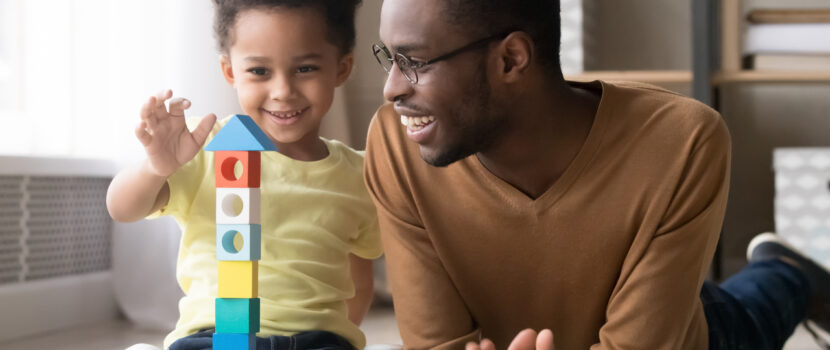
[0,0,238,163]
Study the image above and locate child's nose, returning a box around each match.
[268,74,294,101]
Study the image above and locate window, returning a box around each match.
[0,0,235,161]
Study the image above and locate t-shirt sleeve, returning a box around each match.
[350,209,382,260]
[364,105,481,349]
[592,111,731,349]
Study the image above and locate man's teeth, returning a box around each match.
[400,115,435,129]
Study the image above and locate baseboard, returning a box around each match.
[0,271,120,343]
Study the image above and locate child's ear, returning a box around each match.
[335,53,354,87]
[220,55,235,86]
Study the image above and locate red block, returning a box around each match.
[215,151,261,188]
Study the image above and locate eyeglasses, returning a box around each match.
[372,31,514,84]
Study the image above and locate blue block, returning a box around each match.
[217,224,261,261]
[216,298,260,333]
[213,332,255,350]
[206,115,277,151]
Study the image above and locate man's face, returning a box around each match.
[379,0,508,167]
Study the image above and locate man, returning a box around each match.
[363,0,830,349]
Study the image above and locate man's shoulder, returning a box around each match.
[603,80,724,133]
[366,103,415,162]
[605,81,719,117]
[368,103,403,135]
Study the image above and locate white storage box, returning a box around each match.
[774,148,830,267]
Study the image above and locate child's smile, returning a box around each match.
[263,106,310,126]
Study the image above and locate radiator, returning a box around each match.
[0,156,119,343]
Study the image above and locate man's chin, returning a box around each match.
[420,146,470,168]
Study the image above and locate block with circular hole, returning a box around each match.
[218,260,258,298]
[215,151,261,188]
[213,332,255,350]
[216,224,261,261]
[215,298,260,333]
[216,188,261,224]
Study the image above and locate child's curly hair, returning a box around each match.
[212,0,362,56]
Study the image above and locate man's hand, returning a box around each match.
[135,89,217,177]
[466,329,554,350]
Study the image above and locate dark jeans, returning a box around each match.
[703,259,810,350]
[169,329,355,350]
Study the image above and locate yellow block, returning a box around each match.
[218,260,258,298]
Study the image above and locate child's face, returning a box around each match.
[221,7,352,149]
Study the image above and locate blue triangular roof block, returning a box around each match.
[205,114,277,151]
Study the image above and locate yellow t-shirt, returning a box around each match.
[154,118,382,349]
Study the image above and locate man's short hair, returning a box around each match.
[442,0,562,80]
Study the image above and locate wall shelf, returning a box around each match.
[713,70,830,84]
[566,70,693,84]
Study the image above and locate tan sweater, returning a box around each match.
[364,81,731,350]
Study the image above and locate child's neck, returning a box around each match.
[275,137,329,162]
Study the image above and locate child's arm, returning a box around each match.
[347,254,375,325]
[106,90,216,223]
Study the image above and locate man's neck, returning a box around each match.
[476,82,601,199]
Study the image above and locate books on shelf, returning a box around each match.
[744,8,830,71]
[744,23,830,54]
[747,54,830,71]
[747,9,830,24]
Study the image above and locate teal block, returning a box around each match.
[213,332,255,350]
[216,298,260,333]
[206,115,278,151]
[217,224,261,261]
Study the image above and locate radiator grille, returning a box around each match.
[0,175,112,285]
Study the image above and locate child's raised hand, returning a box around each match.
[135,90,217,177]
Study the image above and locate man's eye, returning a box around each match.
[407,60,426,70]
[297,66,319,73]
[247,68,268,75]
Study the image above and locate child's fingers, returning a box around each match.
[135,121,152,146]
[152,89,173,117]
[167,97,191,118]
[141,96,159,128]
[191,113,217,146]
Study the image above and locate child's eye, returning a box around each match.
[247,67,268,76]
[297,66,319,73]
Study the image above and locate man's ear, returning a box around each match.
[220,55,235,86]
[497,32,533,84]
[335,53,354,87]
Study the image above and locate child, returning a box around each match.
[106,1,381,349]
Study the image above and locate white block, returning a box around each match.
[216,188,260,224]
[774,148,830,269]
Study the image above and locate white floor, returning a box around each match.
[0,304,825,350]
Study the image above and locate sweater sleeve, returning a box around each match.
[364,105,481,349]
[592,115,731,350]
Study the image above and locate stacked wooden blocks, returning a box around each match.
[206,115,277,350]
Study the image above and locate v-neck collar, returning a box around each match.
[467,80,611,211]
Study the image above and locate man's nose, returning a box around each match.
[382,64,413,103]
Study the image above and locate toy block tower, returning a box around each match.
[205,115,277,350]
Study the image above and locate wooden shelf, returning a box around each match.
[565,70,692,84]
[713,70,830,84]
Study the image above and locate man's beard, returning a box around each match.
[424,59,506,167]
